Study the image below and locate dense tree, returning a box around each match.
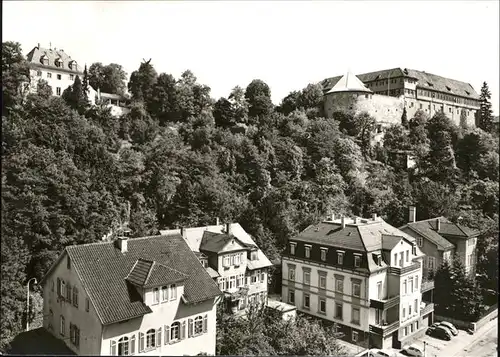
[456,128,498,180]
[62,75,89,114]
[88,62,128,95]
[478,82,493,132]
[2,41,30,115]
[128,59,158,102]
[245,79,274,118]
[36,79,53,99]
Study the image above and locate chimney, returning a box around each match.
[37,43,40,49]
[180,227,187,239]
[216,217,220,226]
[226,223,232,235]
[341,216,346,229]
[372,213,377,221]
[409,206,416,223]
[116,236,128,253]
[436,219,441,232]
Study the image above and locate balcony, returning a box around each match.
[421,280,435,293]
[420,302,434,316]
[388,262,421,276]
[370,295,400,310]
[369,320,400,336]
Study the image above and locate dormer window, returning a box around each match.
[160,284,177,303]
[40,55,49,65]
[290,242,296,255]
[69,60,77,71]
[337,251,344,265]
[153,288,160,304]
[55,58,63,68]
[304,245,311,259]
[465,90,470,96]
[250,250,258,261]
[354,254,362,268]
[446,86,452,91]
[320,247,328,261]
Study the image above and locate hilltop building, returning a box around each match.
[399,206,479,278]
[40,234,221,355]
[322,68,480,128]
[282,214,435,350]
[161,222,273,314]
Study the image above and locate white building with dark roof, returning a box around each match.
[40,234,222,356]
[282,214,434,350]
[160,222,273,314]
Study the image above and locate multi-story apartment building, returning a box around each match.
[40,234,222,356]
[399,206,479,277]
[322,68,480,127]
[26,44,83,97]
[161,222,273,314]
[282,214,435,350]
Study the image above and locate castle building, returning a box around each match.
[323,68,481,128]
[281,214,435,350]
[39,234,221,355]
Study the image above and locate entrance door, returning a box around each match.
[391,331,400,349]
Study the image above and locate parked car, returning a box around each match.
[371,349,391,357]
[426,325,452,340]
[439,321,458,336]
[402,344,424,357]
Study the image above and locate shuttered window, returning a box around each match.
[188,318,193,338]
[130,335,135,355]
[110,340,116,355]
[139,332,144,352]
[156,328,162,348]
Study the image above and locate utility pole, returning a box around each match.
[26,278,37,331]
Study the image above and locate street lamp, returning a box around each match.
[26,277,37,331]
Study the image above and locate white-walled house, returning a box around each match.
[40,234,222,356]
[160,223,273,314]
[282,214,434,350]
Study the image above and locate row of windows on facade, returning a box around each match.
[289,242,364,267]
[401,298,420,321]
[416,89,476,105]
[218,270,265,291]
[418,102,473,116]
[39,56,77,70]
[151,284,177,305]
[288,266,362,297]
[58,315,80,349]
[109,315,208,356]
[365,77,416,88]
[392,248,416,267]
[55,278,90,312]
[36,70,75,81]
[288,289,361,324]
[402,320,420,337]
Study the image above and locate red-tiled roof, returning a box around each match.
[66,235,221,325]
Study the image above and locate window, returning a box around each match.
[354,255,361,268]
[337,252,344,265]
[70,324,80,348]
[290,242,296,255]
[66,284,72,303]
[399,252,404,266]
[60,279,66,298]
[289,266,295,281]
[410,323,414,333]
[403,307,406,318]
[320,248,327,261]
[170,284,177,300]
[55,59,62,68]
[118,336,129,355]
[303,293,310,309]
[352,282,361,297]
[319,275,326,289]
[194,316,203,335]
[85,298,90,312]
[406,250,409,262]
[70,74,74,80]
[352,331,358,342]
[428,257,436,270]
[67,256,71,269]
[223,256,230,267]
[409,303,412,315]
[414,299,418,314]
[303,270,310,285]
[416,321,419,330]
[404,326,408,336]
[410,278,414,293]
[60,315,65,336]
[335,302,343,319]
[56,87,61,96]
[289,290,295,304]
[377,281,382,299]
[146,329,156,348]
[36,70,42,76]
[153,288,159,304]
[352,307,360,324]
[170,322,180,341]
[234,254,241,265]
[335,277,344,292]
[229,276,236,289]
[414,276,419,290]
[403,280,407,295]
[162,286,169,302]
[417,236,423,247]
[57,74,62,80]
[260,272,265,283]
[72,287,78,308]
[305,245,311,258]
[319,298,326,314]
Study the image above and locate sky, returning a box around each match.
[3,1,499,114]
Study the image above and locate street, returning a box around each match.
[454,318,497,357]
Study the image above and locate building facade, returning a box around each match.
[160,222,273,314]
[40,234,221,356]
[282,214,434,350]
[323,68,481,128]
[399,206,479,277]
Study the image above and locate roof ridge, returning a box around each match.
[155,262,189,278]
[144,261,155,285]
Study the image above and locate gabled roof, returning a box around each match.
[326,71,372,94]
[126,258,188,288]
[381,234,405,250]
[63,235,221,325]
[322,67,480,99]
[199,231,248,253]
[26,46,82,73]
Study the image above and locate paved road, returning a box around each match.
[454,318,497,357]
